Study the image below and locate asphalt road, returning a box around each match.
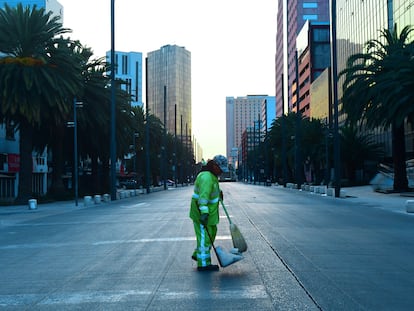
[1,183,414,310]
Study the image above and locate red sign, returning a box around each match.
[7,154,20,172]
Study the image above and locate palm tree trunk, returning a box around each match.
[49,125,67,197]
[392,122,408,191]
[17,120,33,204]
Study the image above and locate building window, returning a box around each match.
[303,14,318,20]
[122,55,128,75]
[303,3,318,9]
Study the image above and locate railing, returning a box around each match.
[0,174,15,202]
[32,173,45,196]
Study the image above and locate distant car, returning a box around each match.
[120,179,138,189]
[158,179,175,187]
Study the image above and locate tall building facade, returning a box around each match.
[147,45,192,145]
[275,0,329,117]
[293,20,330,118]
[226,95,275,169]
[106,51,143,107]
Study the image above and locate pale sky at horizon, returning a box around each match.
[59,0,277,160]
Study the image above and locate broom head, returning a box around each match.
[216,246,244,267]
[230,223,247,252]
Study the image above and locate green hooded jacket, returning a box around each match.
[189,171,221,225]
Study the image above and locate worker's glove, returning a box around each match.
[200,213,209,226]
[220,191,224,202]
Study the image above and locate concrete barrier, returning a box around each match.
[406,200,414,213]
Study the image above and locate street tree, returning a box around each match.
[340,25,414,191]
[0,4,82,202]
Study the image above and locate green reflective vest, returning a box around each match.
[189,171,221,225]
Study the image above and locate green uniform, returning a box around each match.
[190,171,221,267]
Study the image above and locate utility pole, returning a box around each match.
[330,0,341,197]
[110,0,117,200]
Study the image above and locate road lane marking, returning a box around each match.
[0,236,231,250]
[0,286,267,306]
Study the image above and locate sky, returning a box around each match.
[59,0,278,160]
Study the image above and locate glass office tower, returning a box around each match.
[147,45,192,145]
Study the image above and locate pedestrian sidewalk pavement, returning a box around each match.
[305,185,414,216]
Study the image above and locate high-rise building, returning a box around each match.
[147,45,192,145]
[275,0,329,117]
[0,0,63,21]
[294,20,330,118]
[106,51,143,107]
[226,95,275,170]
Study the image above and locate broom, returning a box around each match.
[220,200,247,253]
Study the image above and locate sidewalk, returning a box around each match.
[308,185,414,215]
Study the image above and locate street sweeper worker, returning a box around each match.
[190,155,228,271]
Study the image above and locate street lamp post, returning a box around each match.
[72,98,83,207]
[133,132,139,191]
[330,0,341,197]
[110,0,117,200]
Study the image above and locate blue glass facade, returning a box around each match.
[0,1,47,8]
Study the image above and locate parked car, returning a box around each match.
[119,179,138,189]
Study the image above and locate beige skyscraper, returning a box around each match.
[147,45,192,146]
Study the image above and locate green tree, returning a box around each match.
[267,112,325,184]
[340,25,414,191]
[340,125,384,184]
[0,4,82,202]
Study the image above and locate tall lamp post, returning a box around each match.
[110,0,117,200]
[330,0,341,197]
[69,99,83,207]
[133,132,139,191]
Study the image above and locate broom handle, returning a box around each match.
[204,225,222,267]
[220,200,233,225]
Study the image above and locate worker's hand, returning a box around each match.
[200,213,209,226]
[220,191,224,202]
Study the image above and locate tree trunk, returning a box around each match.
[16,120,33,204]
[49,125,67,197]
[101,155,110,194]
[392,122,408,192]
[90,153,100,194]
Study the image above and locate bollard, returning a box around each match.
[94,195,101,204]
[406,200,414,213]
[103,194,110,202]
[28,199,37,210]
[84,196,93,206]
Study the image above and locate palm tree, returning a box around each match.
[340,25,414,191]
[0,4,82,202]
[340,125,384,184]
[267,112,326,183]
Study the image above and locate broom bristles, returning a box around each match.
[230,223,247,252]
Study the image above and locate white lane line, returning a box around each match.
[0,286,267,306]
[0,236,231,250]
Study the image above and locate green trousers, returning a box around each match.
[192,222,217,267]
